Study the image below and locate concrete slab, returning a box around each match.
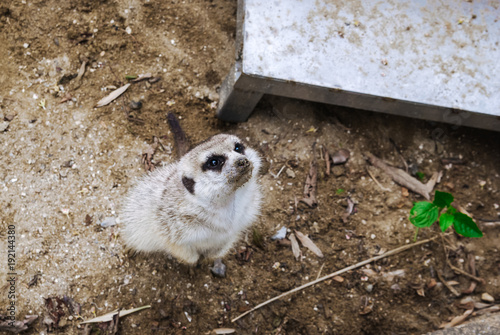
[426,313,500,335]
[217,0,500,131]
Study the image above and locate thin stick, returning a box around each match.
[232,236,438,322]
[366,168,391,192]
[439,234,485,284]
[316,263,326,280]
[436,270,460,297]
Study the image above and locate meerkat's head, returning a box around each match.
[178,134,261,200]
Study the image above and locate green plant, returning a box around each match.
[409,190,483,239]
[416,171,426,182]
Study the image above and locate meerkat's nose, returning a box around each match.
[236,157,250,168]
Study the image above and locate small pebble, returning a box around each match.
[0,121,10,132]
[481,293,495,303]
[130,100,143,110]
[271,226,287,240]
[210,258,226,278]
[365,284,374,293]
[391,283,401,292]
[285,168,295,178]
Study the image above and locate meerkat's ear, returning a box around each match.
[182,176,195,194]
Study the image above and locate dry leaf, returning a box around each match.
[294,230,324,258]
[332,276,344,282]
[213,328,236,334]
[95,83,131,108]
[439,309,473,328]
[80,305,151,324]
[131,73,152,82]
[0,315,38,333]
[289,233,302,261]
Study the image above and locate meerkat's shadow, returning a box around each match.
[125,248,215,278]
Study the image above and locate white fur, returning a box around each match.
[121,134,262,264]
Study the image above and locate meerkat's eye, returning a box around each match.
[203,155,226,171]
[234,143,245,154]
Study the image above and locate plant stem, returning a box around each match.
[413,227,419,242]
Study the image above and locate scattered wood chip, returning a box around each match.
[80,305,151,324]
[300,145,318,208]
[84,214,93,226]
[0,314,38,333]
[95,83,131,108]
[332,276,344,283]
[341,197,355,223]
[481,293,495,303]
[142,137,159,172]
[131,73,152,82]
[401,187,409,197]
[232,236,440,322]
[365,152,442,200]
[59,93,73,104]
[72,61,87,89]
[427,278,437,289]
[359,297,373,315]
[324,147,331,176]
[108,310,120,335]
[366,168,391,192]
[439,308,473,328]
[462,253,478,294]
[436,270,460,297]
[149,76,162,83]
[289,233,302,261]
[332,149,350,164]
[474,305,500,316]
[213,328,236,334]
[294,230,324,258]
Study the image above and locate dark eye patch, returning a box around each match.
[202,155,226,172]
[234,142,245,154]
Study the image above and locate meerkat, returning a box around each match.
[121,134,262,267]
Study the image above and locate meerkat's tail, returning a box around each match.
[167,112,191,157]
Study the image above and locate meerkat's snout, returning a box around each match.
[230,157,252,187]
[235,157,250,169]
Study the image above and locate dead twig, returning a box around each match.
[232,236,440,322]
[323,147,330,176]
[440,234,485,285]
[365,152,442,200]
[300,143,318,208]
[366,168,391,192]
[436,270,461,297]
[439,309,473,328]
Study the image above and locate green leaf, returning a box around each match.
[452,212,483,238]
[433,190,454,209]
[336,188,345,195]
[409,202,439,228]
[416,172,425,182]
[439,213,454,232]
[125,75,138,80]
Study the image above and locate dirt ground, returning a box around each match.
[1,0,500,334]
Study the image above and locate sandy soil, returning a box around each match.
[1,0,499,334]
